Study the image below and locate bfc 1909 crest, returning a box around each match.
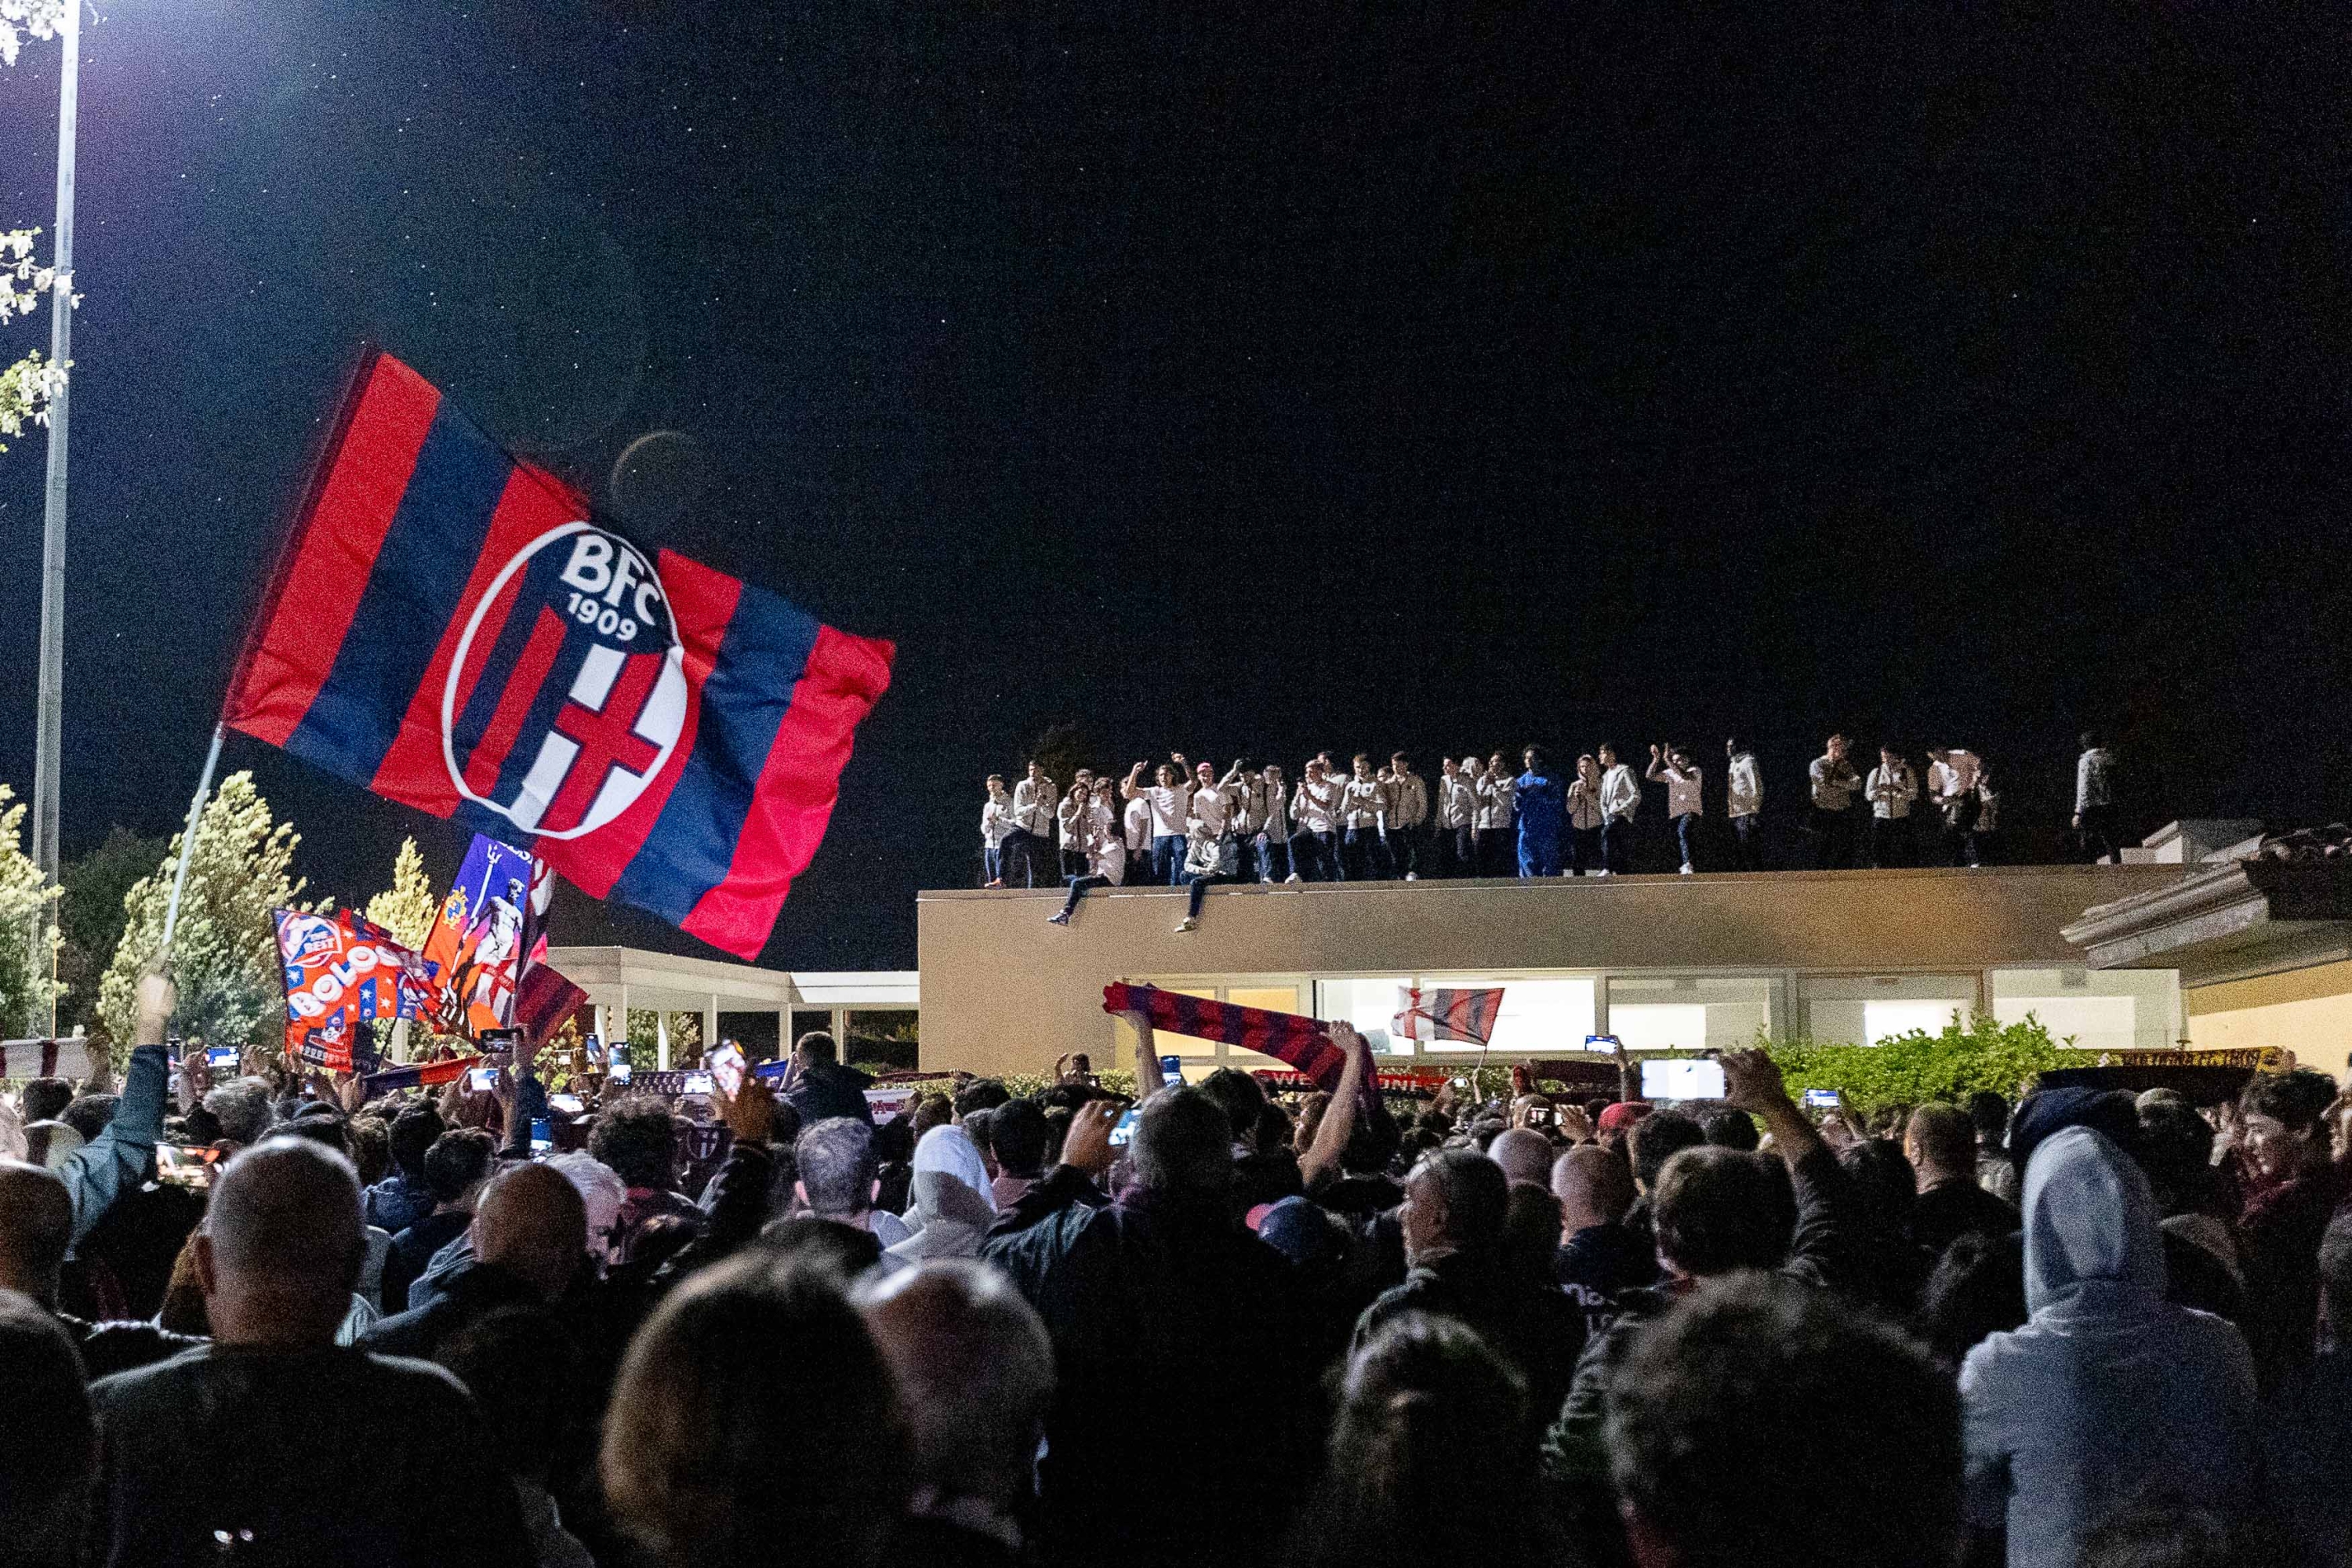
[440,521,689,840]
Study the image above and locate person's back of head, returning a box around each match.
[988,1098,1051,1180]
[795,1116,880,1219]
[794,1029,839,1067]
[1652,1147,1797,1278]
[60,1094,117,1146]
[1406,1148,1511,1262]
[474,1163,589,1301]
[1131,1087,1234,1203]
[1838,1138,1920,1234]
[911,1093,953,1138]
[387,1103,445,1180]
[201,1136,365,1348]
[0,1161,72,1308]
[203,1077,278,1149]
[0,1289,93,1568]
[1487,1128,1553,1189]
[1298,1312,1537,1568]
[20,1079,71,1127]
[1631,1110,1706,1193]
[1701,1110,1760,1152]
[1918,1229,2027,1369]
[1905,1103,1977,1184]
[953,1078,1011,1119]
[590,1094,681,1192]
[423,1127,497,1209]
[759,1214,885,1280]
[1610,1276,1960,1568]
[436,1305,577,1487]
[1969,1090,2010,1149]
[855,1260,1055,1518]
[347,1116,390,1189]
[1552,1143,1636,1234]
[1501,1182,1564,1283]
[2134,1099,2218,1217]
[1198,1067,1268,1147]
[2318,1209,2352,1345]
[872,1112,916,1168]
[602,1254,909,1568]
[280,1114,351,1158]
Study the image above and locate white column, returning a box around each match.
[779,1007,792,1058]
[706,993,720,1058]
[656,1010,671,1071]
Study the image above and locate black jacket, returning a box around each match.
[1356,1248,1589,1423]
[785,1060,876,1127]
[982,1177,1318,1568]
[356,1258,543,1362]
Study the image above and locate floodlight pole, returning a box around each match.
[30,0,81,1002]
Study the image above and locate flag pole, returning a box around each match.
[158,724,225,962]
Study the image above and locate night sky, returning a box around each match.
[2,1,2347,971]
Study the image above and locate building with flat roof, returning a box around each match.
[546,945,916,1068]
[916,864,2189,1080]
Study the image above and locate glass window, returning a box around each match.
[1798,975,1976,1047]
[1316,978,1418,1054]
[1606,976,1775,1052]
[1222,985,1307,1071]
[1991,967,2180,1054]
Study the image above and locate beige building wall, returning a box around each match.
[917,865,2187,1078]
[2187,960,2352,1080]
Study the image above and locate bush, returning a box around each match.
[1766,1011,2096,1114]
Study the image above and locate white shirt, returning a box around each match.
[1599,764,1641,822]
[1187,783,1232,837]
[1388,771,1429,829]
[1726,753,1762,818]
[2076,749,2115,813]
[1809,756,1862,811]
[1083,800,1125,882]
[1929,751,1980,804]
[1475,772,1516,830]
[1437,774,1476,829]
[1228,774,1269,836]
[1123,796,1152,853]
[1294,776,1342,834]
[1341,776,1386,829]
[1134,782,1192,839]
[1866,763,1919,819]
[1056,792,1085,847]
[1011,777,1058,837]
[981,797,1018,848]
[1658,764,1702,819]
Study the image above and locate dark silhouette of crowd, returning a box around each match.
[3,969,2348,1568]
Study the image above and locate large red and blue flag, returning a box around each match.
[224,350,895,960]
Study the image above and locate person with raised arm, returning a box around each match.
[1646,742,1704,876]
[1120,759,1194,887]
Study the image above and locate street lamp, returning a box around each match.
[30,0,76,1027]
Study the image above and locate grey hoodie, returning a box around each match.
[1959,1126,2259,1568]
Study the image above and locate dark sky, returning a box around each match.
[2,0,2347,970]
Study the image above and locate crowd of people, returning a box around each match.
[4,958,2345,1567]
[980,733,2127,922]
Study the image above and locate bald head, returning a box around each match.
[1488,1129,1554,1189]
[474,1163,588,1301]
[0,1161,73,1306]
[856,1260,1054,1513]
[1552,1144,1635,1236]
[200,1137,363,1348]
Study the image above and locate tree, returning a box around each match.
[98,772,314,1058]
[55,826,167,1035]
[365,837,438,951]
[2,3,74,452]
[0,784,60,1036]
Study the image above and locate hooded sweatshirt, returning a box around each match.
[1959,1126,2259,1568]
[887,1125,1000,1265]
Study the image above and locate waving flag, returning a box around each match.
[1392,985,1505,1047]
[224,350,895,960]
[275,908,432,1070]
[419,833,535,1036]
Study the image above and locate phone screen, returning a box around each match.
[683,1072,715,1096]
[529,1117,553,1154]
[1158,1054,1185,1089]
[1640,1059,1727,1102]
[608,1044,631,1084]
[206,1045,240,1069]
[548,1093,586,1115]
[466,1067,499,1092]
[1583,1033,1622,1054]
[1802,1088,1842,1109]
[1109,1107,1140,1147]
[710,1044,746,1099]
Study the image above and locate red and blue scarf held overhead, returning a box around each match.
[222,351,895,960]
[1102,982,1350,1092]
